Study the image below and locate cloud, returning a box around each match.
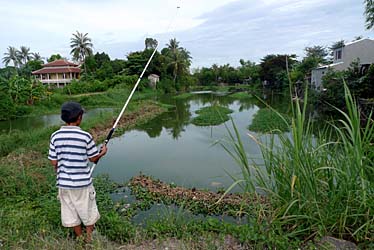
[0,0,371,68]
[169,0,371,67]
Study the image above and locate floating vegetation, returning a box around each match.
[173,93,194,99]
[248,108,290,133]
[129,175,267,216]
[228,92,252,100]
[192,106,233,126]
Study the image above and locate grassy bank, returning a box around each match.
[0,99,169,249]
[22,86,159,117]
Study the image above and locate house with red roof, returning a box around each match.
[32,59,81,88]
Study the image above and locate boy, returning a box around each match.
[48,101,107,242]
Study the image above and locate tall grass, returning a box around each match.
[222,83,373,243]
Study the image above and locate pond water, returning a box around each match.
[0,90,289,191]
[95,90,290,191]
[0,108,114,132]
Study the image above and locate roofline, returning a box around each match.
[32,67,81,74]
[42,59,79,67]
[344,38,373,46]
[315,61,344,70]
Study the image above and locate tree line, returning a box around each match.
[0,0,373,120]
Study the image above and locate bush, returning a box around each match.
[158,77,176,93]
[0,92,16,120]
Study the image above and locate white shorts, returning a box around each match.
[58,185,100,227]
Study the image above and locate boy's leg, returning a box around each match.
[85,224,95,243]
[74,225,83,237]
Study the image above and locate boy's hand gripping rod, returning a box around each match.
[90,44,159,176]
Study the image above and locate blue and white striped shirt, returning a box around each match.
[48,126,99,189]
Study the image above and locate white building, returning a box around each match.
[147,74,159,89]
[311,38,374,90]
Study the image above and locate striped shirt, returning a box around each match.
[48,126,99,189]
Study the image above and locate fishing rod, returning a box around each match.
[90,3,181,175]
[90,45,159,175]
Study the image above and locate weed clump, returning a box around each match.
[192,106,233,126]
[228,92,252,100]
[248,108,290,133]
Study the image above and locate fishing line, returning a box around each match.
[90,1,182,175]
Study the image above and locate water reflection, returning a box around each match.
[0,108,114,133]
[97,91,289,190]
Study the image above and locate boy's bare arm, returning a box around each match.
[50,160,58,172]
[89,145,108,163]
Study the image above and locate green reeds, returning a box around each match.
[222,83,374,243]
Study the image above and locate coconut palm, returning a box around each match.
[2,46,20,67]
[365,0,374,29]
[167,38,179,54]
[31,52,43,62]
[165,38,192,84]
[70,31,93,63]
[18,46,31,65]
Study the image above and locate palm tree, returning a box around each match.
[365,0,374,29]
[18,46,31,65]
[2,46,20,67]
[70,31,93,73]
[165,38,192,84]
[31,52,43,62]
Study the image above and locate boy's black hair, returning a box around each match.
[61,101,84,123]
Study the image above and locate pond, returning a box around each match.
[0,108,114,132]
[0,90,289,191]
[95,90,290,192]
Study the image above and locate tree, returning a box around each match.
[2,46,20,67]
[47,54,62,62]
[124,51,148,76]
[364,0,374,29]
[328,40,345,61]
[18,59,43,78]
[145,38,158,50]
[110,59,126,74]
[83,55,97,74]
[70,31,93,73]
[238,59,260,84]
[329,40,344,52]
[259,54,297,88]
[304,46,328,64]
[96,61,113,81]
[94,52,111,69]
[0,66,17,80]
[32,52,43,63]
[164,38,192,86]
[18,46,31,65]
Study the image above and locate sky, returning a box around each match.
[0,0,372,68]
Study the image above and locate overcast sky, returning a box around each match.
[0,0,372,68]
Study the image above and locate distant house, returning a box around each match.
[147,74,159,89]
[311,38,374,90]
[32,59,81,88]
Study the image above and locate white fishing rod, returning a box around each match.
[90,2,181,175]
